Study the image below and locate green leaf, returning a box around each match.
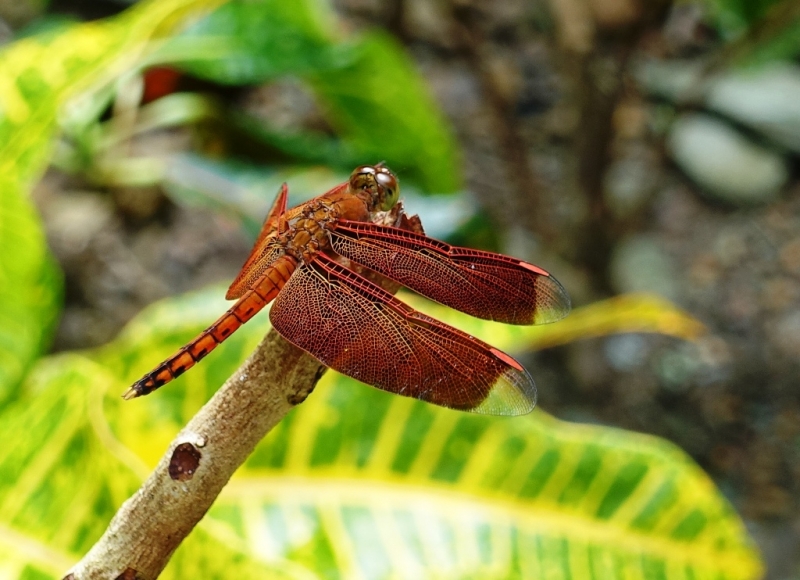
[0,353,295,578]
[161,157,351,240]
[0,178,61,403]
[0,0,234,399]
[704,0,800,61]
[17,288,749,578]
[708,0,783,29]
[398,291,707,352]
[213,376,761,580]
[0,284,763,577]
[168,0,461,192]
[0,0,230,180]
[165,527,297,579]
[308,31,461,193]
[96,285,271,464]
[0,355,142,576]
[174,0,348,84]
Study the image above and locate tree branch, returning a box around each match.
[66,329,326,579]
[449,2,556,243]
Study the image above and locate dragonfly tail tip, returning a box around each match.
[122,386,139,400]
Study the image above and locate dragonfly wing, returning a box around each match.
[227,183,289,299]
[330,220,570,325]
[269,252,536,415]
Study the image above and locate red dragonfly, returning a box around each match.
[126,165,570,415]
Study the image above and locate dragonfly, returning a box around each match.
[125,164,570,415]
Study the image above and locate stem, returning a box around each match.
[66,329,326,579]
[449,2,554,243]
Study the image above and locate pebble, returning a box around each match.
[760,277,799,312]
[637,61,800,154]
[603,334,650,372]
[42,193,114,259]
[634,59,704,102]
[609,234,679,300]
[603,152,658,218]
[656,342,702,393]
[712,227,749,267]
[667,113,789,205]
[779,238,800,274]
[774,310,800,358]
[706,64,800,154]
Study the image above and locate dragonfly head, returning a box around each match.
[350,164,399,211]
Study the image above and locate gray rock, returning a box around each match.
[610,234,679,300]
[604,334,650,372]
[667,113,788,205]
[774,309,800,359]
[43,192,114,259]
[706,64,800,154]
[633,59,705,103]
[636,60,800,154]
[604,153,659,218]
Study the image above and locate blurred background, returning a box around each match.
[1,0,798,576]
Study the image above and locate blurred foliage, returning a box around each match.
[184,0,460,192]
[705,0,800,63]
[710,0,784,28]
[401,292,707,352]
[63,0,462,194]
[0,0,769,577]
[0,0,229,403]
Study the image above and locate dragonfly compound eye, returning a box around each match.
[349,165,377,190]
[375,168,399,210]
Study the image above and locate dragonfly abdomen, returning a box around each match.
[124,255,298,399]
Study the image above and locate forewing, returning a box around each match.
[227,183,288,299]
[269,253,536,415]
[330,220,570,325]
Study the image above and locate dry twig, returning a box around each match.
[66,329,326,579]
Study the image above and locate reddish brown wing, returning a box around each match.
[329,220,570,325]
[226,183,289,299]
[269,252,536,415]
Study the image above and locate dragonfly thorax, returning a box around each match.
[280,199,339,263]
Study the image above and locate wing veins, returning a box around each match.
[269,252,534,414]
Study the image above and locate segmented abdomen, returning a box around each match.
[124,254,298,399]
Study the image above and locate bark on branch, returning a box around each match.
[66,329,326,579]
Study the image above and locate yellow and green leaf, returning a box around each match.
[0,287,762,578]
[0,0,229,401]
[0,354,295,579]
[400,291,707,351]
